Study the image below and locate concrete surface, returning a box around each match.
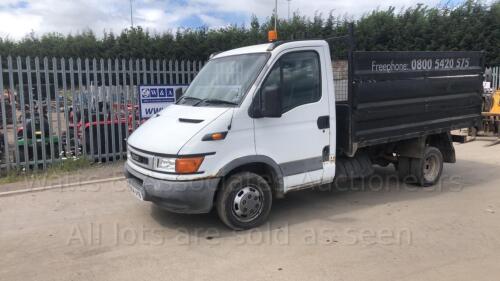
[1,140,500,281]
[0,161,125,193]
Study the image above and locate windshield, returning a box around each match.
[177,53,269,106]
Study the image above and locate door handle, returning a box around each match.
[317,115,329,129]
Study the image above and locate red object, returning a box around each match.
[68,104,140,141]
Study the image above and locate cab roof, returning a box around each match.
[212,40,329,59]
[212,43,273,59]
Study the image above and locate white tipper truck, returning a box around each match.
[124,39,483,230]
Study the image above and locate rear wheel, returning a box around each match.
[216,172,272,230]
[411,146,443,187]
[397,146,443,187]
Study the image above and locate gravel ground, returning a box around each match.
[1,140,499,281]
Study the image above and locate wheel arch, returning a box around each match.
[216,155,285,198]
[426,133,455,163]
[395,132,455,163]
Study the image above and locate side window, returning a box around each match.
[262,63,280,96]
[261,51,321,113]
[281,51,321,112]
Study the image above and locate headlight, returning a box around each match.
[154,157,176,173]
[153,156,204,174]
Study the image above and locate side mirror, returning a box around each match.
[250,85,282,118]
[175,87,184,101]
[260,85,282,118]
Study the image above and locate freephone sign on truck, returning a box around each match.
[139,85,187,119]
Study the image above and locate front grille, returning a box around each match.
[130,151,149,165]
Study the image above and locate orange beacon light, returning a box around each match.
[268,30,278,42]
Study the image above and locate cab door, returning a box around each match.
[253,48,330,192]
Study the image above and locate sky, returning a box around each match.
[0,0,481,40]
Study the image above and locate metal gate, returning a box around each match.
[0,56,203,171]
[491,66,500,90]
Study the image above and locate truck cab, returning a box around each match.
[125,39,483,230]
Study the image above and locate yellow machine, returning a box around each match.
[489,90,500,114]
[481,90,500,136]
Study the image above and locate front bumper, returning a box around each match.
[124,162,220,214]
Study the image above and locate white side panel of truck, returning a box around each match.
[253,45,331,192]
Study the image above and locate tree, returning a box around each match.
[0,0,498,64]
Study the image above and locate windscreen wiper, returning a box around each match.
[176,96,202,105]
[194,98,238,106]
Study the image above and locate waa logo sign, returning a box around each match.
[139,85,187,119]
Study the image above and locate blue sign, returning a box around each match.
[139,85,187,119]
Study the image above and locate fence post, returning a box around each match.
[8,56,20,168]
[122,59,130,144]
[16,57,29,167]
[85,58,94,159]
[35,57,48,169]
[129,59,136,133]
[27,57,40,170]
[61,58,71,160]
[181,60,186,85]
[115,59,123,159]
[101,59,110,160]
[162,60,167,84]
[94,58,102,161]
[107,59,115,161]
[169,60,173,85]
[43,57,56,164]
[175,60,179,85]
[191,61,197,81]
[494,67,499,90]
[186,60,191,83]
[69,58,79,157]
[134,59,141,130]
[76,58,87,157]
[52,57,63,162]
[0,56,9,170]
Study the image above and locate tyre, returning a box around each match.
[410,146,443,187]
[216,172,273,230]
[397,157,411,181]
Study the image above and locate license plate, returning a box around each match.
[128,182,145,201]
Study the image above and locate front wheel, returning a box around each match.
[216,172,272,230]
